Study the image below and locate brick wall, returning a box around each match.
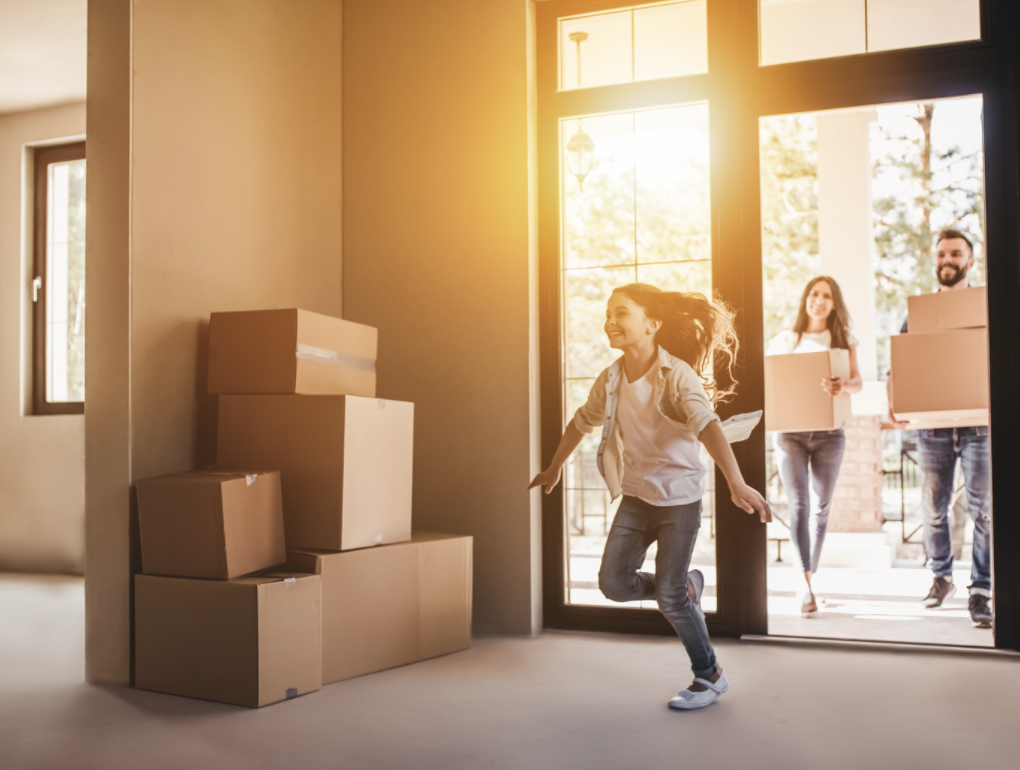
[829,415,885,532]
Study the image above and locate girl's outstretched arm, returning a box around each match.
[528,422,585,494]
[699,420,772,523]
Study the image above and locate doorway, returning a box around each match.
[537,0,1020,651]
[759,97,994,647]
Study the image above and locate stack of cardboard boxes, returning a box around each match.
[133,309,473,708]
[891,287,989,428]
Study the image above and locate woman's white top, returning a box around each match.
[766,328,858,355]
[615,363,707,506]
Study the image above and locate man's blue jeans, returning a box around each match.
[598,496,717,678]
[916,427,992,593]
[773,429,846,574]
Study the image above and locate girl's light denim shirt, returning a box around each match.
[571,346,720,501]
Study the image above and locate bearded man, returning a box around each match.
[887,228,993,628]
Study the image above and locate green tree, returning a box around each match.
[759,114,819,347]
[872,102,985,370]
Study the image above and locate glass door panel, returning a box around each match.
[560,102,717,611]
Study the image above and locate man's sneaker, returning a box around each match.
[922,577,956,608]
[969,594,993,628]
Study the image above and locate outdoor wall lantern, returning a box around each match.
[566,30,595,189]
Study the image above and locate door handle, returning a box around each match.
[32,276,42,303]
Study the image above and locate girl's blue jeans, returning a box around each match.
[598,496,717,679]
[774,429,846,574]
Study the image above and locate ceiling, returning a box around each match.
[0,0,86,114]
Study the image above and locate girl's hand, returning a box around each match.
[731,483,772,523]
[529,467,563,495]
[821,377,844,396]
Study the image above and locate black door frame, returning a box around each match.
[538,0,1020,650]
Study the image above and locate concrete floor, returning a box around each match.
[3,573,1020,770]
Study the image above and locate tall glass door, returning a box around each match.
[560,104,719,612]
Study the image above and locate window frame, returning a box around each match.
[33,140,87,416]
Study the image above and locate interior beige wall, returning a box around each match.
[0,102,86,574]
[343,0,540,634]
[86,0,343,684]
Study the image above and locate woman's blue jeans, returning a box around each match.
[598,496,717,679]
[774,430,846,574]
[916,426,992,593]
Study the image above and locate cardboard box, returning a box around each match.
[907,287,987,333]
[286,532,472,684]
[891,327,989,427]
[136,471,286,580]
[765,349,851,432]
[208,309,378,396]
[134,573,322,708]
[217,395,413,551]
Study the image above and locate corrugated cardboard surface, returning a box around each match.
[218,395,413,551]
[208,308,377,396]
[136,471,286,580]
[892,327,989,425]
[287,532,472,684]
[416,533,473,660]
[341,397,414,550]
[256,575,324,707]
[907,287,987,333]
[765,349,851,432]
[134,573,322,708]
[295,309,377,396]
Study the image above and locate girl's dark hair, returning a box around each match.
[792,276,852,350]
[611,283,739,405]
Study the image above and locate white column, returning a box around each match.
[817,108,878,382]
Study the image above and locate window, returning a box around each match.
[560,104,717,611]
[559,1,708,91]
[33,141,86,415]
[759,0,982,66]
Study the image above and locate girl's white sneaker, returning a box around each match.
[668,670,730,710]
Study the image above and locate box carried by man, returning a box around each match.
[892,288,989,428]
[891,327,988,428]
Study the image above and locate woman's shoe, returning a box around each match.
[668,670,730,710]
[688,569,705,616]
[800,591,818,616]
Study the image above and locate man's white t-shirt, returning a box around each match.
[615,364,707,507]
[766,328,859,355]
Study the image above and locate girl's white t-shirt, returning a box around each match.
[766,328,858,355]
[615,365,706,506]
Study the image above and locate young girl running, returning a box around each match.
[766,276,861,616]
[530,283,770,711]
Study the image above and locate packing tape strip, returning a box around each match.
[284,577,297,587]
[295,343,376,372]
[245,474,257,486]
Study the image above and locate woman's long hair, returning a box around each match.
[612,283,739,405]
[792,276,852,350]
